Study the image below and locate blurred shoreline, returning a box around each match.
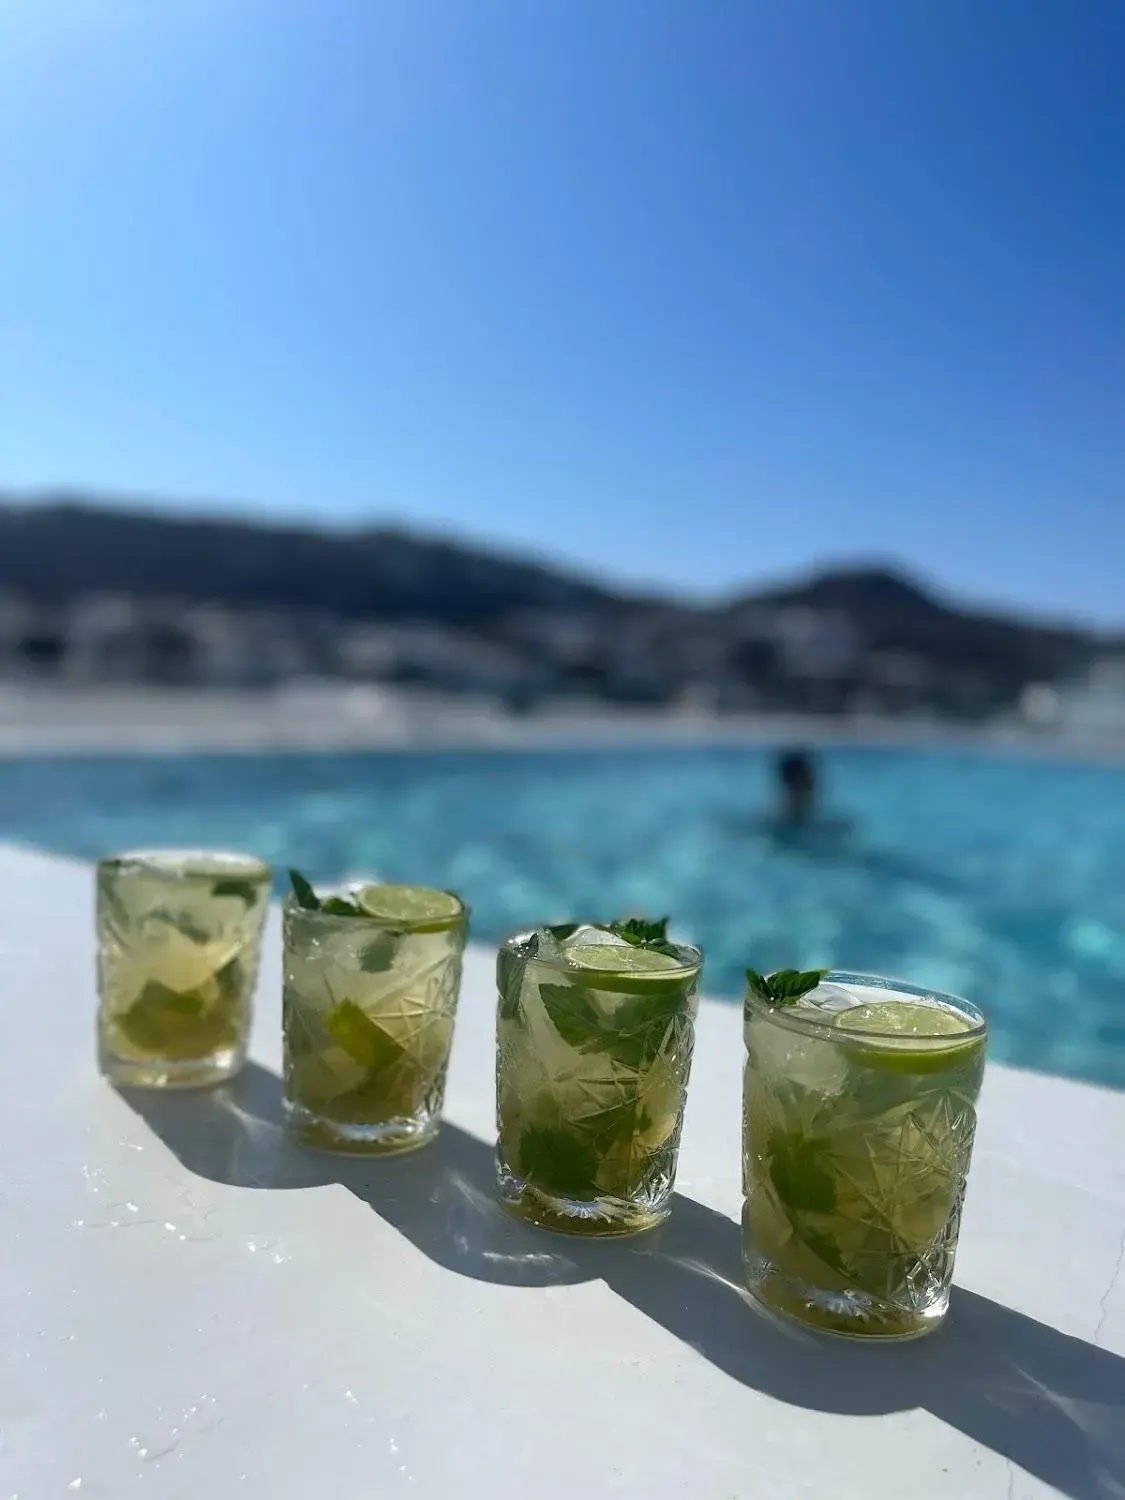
[2,683,1124,764]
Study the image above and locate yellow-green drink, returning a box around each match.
[743,969,987,1339]
[282,877,468,1154]
[496,921,702,1236]
[97,849,271,1088]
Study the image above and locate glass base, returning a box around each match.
[283,1099,439,1156]
[100,1046,245,1090]
[744,1255,949,1341]
[495,1160,668,1238]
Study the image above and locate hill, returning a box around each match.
[0,499,617,624]
[0,497,1114,717]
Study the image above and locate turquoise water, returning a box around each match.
[2,745,1124,1090]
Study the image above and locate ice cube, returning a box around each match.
[770,1031,851,1097]
[792,980,864,1017]
[528,927,562,967]
[748,996,853,1097]
[532,923,622,965]
[559,925,627,949]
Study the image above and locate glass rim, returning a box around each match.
[98,848,272,883]
[282,888,470,934]
[500,925,703,978]
[745,968,986,1043]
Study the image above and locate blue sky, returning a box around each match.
[2,1,1123,622]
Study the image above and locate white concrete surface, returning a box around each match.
[2,842,1124,1499]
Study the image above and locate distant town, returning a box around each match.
[1,497,1123,742]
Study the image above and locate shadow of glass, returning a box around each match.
[121,1062,1125,1500]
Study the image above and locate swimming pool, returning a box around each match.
[2,745,1124,1090]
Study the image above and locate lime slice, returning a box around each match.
[562,942,689,996]
[354,884,465,933]
[324,1000,406,1072]
[118,975,240,1059]
[140,925,237,995]
[834,999,983,1074]
[565,944,681,974]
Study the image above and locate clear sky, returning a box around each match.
[2,1,1123,622]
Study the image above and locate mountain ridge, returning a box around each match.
[0,495,1111,635]
[0,496,1116,716]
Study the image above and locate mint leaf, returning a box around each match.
[287,871,365,917]
[131,979,204,1021]
[602,986,689,1069]
[358,931,399,972]
[324,1000,405,1074]
[612,985,687,1037]
[517,1126,600,1199]
[768,1131,837,1214]
[214,954,244,1004]
[497,947,527,1022]
[118,979,236,1059]
[338,1065,421,1122]
[539,975,690,1068]
[583,1106,670,1198]
[538,982,605,1049]
[745,967,827,1008]
[212,878,260,905]
[800,1224,851,1277]
[603,916,680,959]
[289,869,320,911]
[581,1094,656,1153]
[770,968,828,1001]
[608,916,669,946]
[745,968,773,1003]
[321,895,364,917]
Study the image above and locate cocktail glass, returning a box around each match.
[742,970,987,1339]
[97,849,271,1088]
[496,924,703,1235]
[283,882,469,1154]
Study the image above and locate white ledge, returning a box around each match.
[2,842,1123,1498]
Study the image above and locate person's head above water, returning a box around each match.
[775,747,818,824]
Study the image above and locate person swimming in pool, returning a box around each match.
[766,746,854,847]
[720,747,852,846]
[775,747,818,827]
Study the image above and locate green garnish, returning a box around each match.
[497,945,529,1020]
[767,1130,838,1214]
[358,931,399,972]
[117,956,244,1059]
[324,1000,405,1074]
[745,967,828,1007]
[538,980,685,1069]
[289,869,320,910]
[121,980,206,1046]
[322,895,364,917]
[538,917,682,959]
[212,878,260,905]
[517,1126,601,1200]
[538,983,604,1050]
[288,869,366,918]
[608,916,669,945]
[800,1224,851,1277]
[609,987,686,1068]
[603,916,680,959]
